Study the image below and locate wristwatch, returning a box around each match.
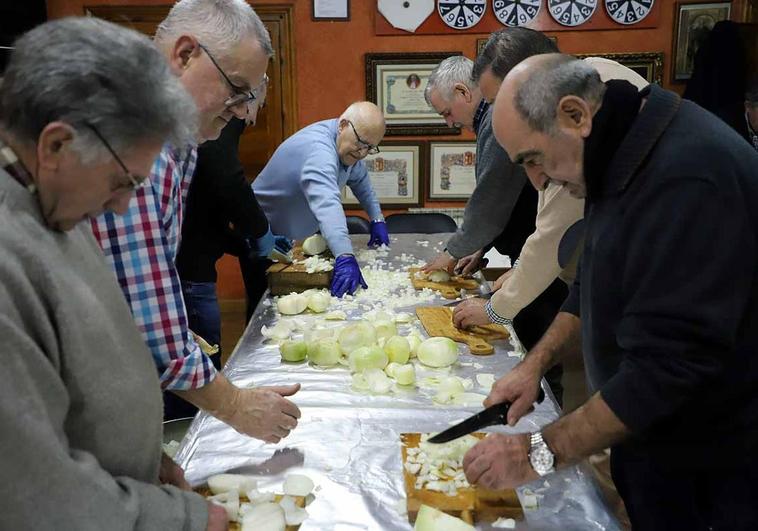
[528,432,555,476]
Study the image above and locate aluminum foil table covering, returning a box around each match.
[175,234,620,530]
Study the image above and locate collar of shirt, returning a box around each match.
[0,138,36,193]
[473,99,490,132]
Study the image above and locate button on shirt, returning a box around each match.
[91,145,216,390]
[252,119,383,257]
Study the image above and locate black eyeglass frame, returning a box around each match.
[347,120,380,155]
[84,122,147,191]
[198,43,259,110]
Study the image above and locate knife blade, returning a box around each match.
[443,291,494,307]
[427,388,545,444]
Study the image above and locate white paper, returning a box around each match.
[378,0,434,33]
[314,0,348,18]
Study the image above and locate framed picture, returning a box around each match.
[342,141,425,208]
[476,36,557,57]
[428,141,477,201]
[576,52,664,85]
[673,2,730,81]
[365,52,463,136]
[312,0,350,21]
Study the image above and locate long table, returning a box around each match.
[175,234,620,530]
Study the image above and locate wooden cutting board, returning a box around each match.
[416,306,509,355]
[408,267,479,299]
[195,486,305,530]
[268,246,332,295]
[401,433,523,524]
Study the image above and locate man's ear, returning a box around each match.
[556,95,593,138]
[168,35,200,75]
[36,122,76,173]
[454,82,471,102]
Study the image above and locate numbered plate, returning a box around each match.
[438,0,487,29]
[493,0,541,27]
[548,0,597,27]
[604,0,654,25]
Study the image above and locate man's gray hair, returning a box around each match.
[0,17,197,164]
[424,55,473,105]
[156,0,273,59]
[514,55,606,133]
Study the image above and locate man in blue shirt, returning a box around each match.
[253,101,390,297]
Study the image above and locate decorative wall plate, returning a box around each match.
[437,0,487,29]
[492,0,541,27]
[604,0,654,25]
[548,0,598,27]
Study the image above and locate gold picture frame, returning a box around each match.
[673,2,731,81]
[576,52,665,85]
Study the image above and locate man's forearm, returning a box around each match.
[524,311,582,375]
[543,392,630,468]
[173,373,239,420]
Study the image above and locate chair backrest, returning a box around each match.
[346,215,371,234]
[385,213,458,234]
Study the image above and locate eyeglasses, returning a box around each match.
[347,120,380,155]
[198,43,265,111]
[84,123,148,191]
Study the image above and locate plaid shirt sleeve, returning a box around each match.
[91,146,217,390]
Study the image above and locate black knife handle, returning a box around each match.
[491,387,545,427]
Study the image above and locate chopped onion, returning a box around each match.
[302,234,328,256]
[364,367,393,394]
[417,337,459,368]
[240,502,285,531]
[207,474,257,495]
[406,334,422,358]
[492,517,517,529]
[373,319,398,341]
[307,290,331,313]
[385,361,402,378]
[283,474,315,496]
[413,504,474,531]
[208,489,239,522]
[245,488,276,505]
[394,364,416,386]
[324,310,347,320]
[384,335,410,364]
[280,340,307,362]
[476,373,496,390]
[279,495,309,525]
[394,312,414,323]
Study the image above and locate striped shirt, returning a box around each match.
[91,144,217,390]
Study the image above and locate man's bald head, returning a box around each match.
[492,54,602,197]
[336,101,386,166]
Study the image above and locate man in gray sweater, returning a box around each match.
[0,19,225,530]
[422,55,535,276]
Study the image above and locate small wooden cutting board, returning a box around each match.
[267,246,332,295]
[416,306,509,355]
[194,486,306,530]
[401,433,523,524]
[408,267,479,299]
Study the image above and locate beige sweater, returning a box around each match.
[0,168,207,530]
[490,58,649,320]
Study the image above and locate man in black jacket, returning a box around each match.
[462,53,758,529]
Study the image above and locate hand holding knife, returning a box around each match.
[428,388,546,444]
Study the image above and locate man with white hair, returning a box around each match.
[91,0,302,441]
[462,53,758,529]
[253,101,390,298]
[0,17,227,529]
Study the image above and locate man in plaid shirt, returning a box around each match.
[91,0,301,445]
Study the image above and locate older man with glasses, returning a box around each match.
[90,0,302,440]
[0,17,229,530]
[252,101,390,299]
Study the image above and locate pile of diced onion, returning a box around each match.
[404,434,479,496]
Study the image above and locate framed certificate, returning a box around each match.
[312,0,350,21]
[342,141,425,208]
[365,52,463,136]
[429,141,477,201]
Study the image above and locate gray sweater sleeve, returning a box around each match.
[0,315,208,531]
[446,108,528,258]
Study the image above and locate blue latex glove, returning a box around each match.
[367,220,390,248]
[274,235,293,254]
[246,228,275,258]
[331,254,368,298]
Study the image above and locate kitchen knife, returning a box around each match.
[443,291,494,307]
[427,388,545,444]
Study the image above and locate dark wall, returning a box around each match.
[0,1,46,73]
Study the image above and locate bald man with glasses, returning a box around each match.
[252,101,390,298]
